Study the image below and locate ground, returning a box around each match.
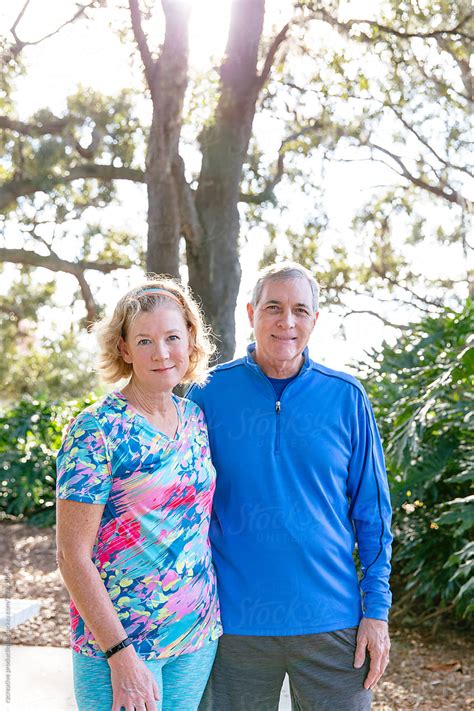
[1,521,472,710]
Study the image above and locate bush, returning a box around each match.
[0,395,97,526]
[365,301,473,622]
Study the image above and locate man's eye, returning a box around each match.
[296,308,309,315]
[267,305,279,310]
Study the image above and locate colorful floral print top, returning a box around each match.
[56,392,222,659]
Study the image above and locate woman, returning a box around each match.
[56,278,222,711]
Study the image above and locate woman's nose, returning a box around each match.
[152,342,169,360]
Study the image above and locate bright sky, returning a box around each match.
[1,0,469,371]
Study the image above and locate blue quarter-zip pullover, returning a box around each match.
[187,344,392,635]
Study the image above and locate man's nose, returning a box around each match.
[277,309,295,327]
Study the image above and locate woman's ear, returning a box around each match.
[187,326,194,356]
[118,336,133,364]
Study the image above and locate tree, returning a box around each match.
[1,0,472,361]
[258,0,473,313]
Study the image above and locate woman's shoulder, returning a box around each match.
[174,394,204,422]
[67,392,127,432]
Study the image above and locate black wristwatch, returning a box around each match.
[104,637,133,659]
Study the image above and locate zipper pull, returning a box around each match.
[276,401,281,413]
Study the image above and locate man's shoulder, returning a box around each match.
[210,354,247,376]
[309,360,366,396]
[186,354,247,402]
[196,354,247,386]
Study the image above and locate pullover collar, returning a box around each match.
[244,342,312,381]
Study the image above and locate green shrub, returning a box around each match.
[0,395,97,526]
[365,301,473,621]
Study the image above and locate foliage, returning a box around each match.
[254,0,472,311]
[0,394,97,527]
[1,0,472,348]
[0,270,98,403]
[365,300,474,621]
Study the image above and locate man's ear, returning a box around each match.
[310,311,320,334]
[247,302,255,328]
[118,336,133,364]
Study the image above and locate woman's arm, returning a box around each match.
[56,499,160,711]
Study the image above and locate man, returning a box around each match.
[188,262,392,711]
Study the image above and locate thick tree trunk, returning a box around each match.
[187,0,266,361]
[131,0,268,359]
[144,0,191,278]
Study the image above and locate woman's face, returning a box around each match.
[120,305,192,392]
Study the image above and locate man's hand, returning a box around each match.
[354,617,390,690]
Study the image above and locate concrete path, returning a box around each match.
[0,599,41,631]
[0,645,291,710]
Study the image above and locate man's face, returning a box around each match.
[247,278,318,370]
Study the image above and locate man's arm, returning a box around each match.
[348,388,393,688]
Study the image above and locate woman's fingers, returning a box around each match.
[152,675,161,701]
[110,656,159,711]
[111,691,152,710]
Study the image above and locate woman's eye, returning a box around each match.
[168,335,180,341]
[137,338,151,346]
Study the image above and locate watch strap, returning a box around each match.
[104,637,133,659]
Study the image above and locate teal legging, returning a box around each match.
[72,640,218,711]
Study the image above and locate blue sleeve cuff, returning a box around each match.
[363,605,390,622]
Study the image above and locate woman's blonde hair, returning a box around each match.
[94,276,215,385]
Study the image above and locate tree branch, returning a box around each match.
[435,37,473,100]
[0,248,109,325]
[10,1,31,44]
[0,248,125,274]
[343,309,409,330]
[0,164,145,210]
[239,123,323,204]
[353,284,443,312]
[128,0,156,88]
[313,8,473,42]
[366,142,472,209]
[0,115,69,136]
[75,270,98,324]
[412,53,471,104]
[7,1,99,59]
[172,155,203,254]
[257,22,291,89]
[388,106,473,178]
[239,150,284,204]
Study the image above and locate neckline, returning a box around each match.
[246,344,309,380]
[112,390,182,441]
[266,373,298,384]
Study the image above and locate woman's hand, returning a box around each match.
[109,645,160,711]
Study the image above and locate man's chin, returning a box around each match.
[269,346,300,360]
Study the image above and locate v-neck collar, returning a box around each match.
[112,391,183,441]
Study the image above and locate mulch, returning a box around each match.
[0,521,472,710]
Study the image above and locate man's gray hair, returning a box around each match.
[250,262,320,312]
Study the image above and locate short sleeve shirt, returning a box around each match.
[56,392,222,659]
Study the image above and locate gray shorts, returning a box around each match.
[198,628,371,711]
